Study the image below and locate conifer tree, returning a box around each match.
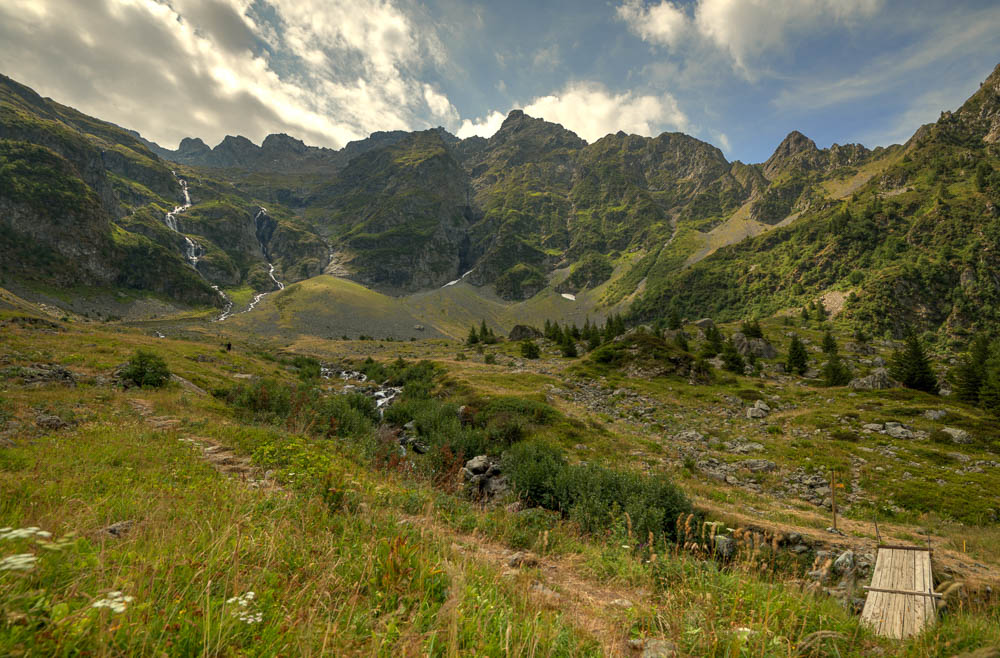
[889,331,937,393]
[822,353,851,386]
[721,340,745,373]
[822,330,838,354]
[953,334,991,403]
[668,308,682,331]
[560,333,577,358]
[786,334,808,375]
[466,326,479,346]
[675,332,689,352]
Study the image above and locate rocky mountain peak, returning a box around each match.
[177,137,210,155]
[261,133,308,154]
[763,131,822,179]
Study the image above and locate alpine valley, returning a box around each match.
[3,59,1000,657]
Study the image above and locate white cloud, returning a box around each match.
[694,0,882,71]
[456,83,688,142]
[523,83,688,142]
[0,0,459,149]
[456,111,507,139]
[618,0,883,73]
[617,0,691,49]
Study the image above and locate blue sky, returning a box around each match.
[1,0,998,162]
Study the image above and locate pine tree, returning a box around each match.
[479,320,489,343]
[675,332,689,352]
[667,308,682,331]
[822,330,838,354]
[889,331,937,393]
[560,333,577,358]
[721,340,745,374]
[822,354,851,386]
[520,340,540,359]
[741,319,763,339]
[466,326,479,346]
[786,334,808,375]
[953,334,991,403]
[979,350,1000,415]
[800,306,810,324]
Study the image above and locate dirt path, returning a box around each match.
[128,398,278,490]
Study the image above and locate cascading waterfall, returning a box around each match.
[241,207,284,314]
[162,171,232,320]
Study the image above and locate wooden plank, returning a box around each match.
[862,586,941,598]
[862,546,937,639]
[876,544,932,552]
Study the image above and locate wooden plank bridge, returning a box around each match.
[860,545,938,639]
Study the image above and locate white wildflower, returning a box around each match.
[1,527,51,541]
[0,553,38,571]
[92,591,134,613]
[226,591,262,624]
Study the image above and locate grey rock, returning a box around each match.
[849,368,898,390]
[741,459,777,472]
[465,455,489,474]
[746,407,768,419]
[99,520,134,538]
[862,423,884,432]
[508,324,542,341]
[924,409,947,421]
[713,535,735,559]
[942,427,972,444]
[833,550,855,574]
[35,413,69,431]
[507,551,538,568]
[626,638,677,658]
[885,424,914,439]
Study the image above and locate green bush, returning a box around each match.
[502,439,691,542]
[120,350,170,388]
[520,340,540,359]
[288,355,321,381]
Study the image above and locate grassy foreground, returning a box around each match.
[1,312,998,656]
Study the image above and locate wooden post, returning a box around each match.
[831,471,838,532]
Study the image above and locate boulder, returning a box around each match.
[942,427,972,444]
[465,455,489,475]
[924,409,947,421]
[833,550,855,574]
[694,318,715,331]
[885,423,914,439]
[849,368,898,391]
[741,459,777,473]
[508,324,542,341]
[35,413,69,431]
[626,638,677,658]
[713,535,735,559]
[731,332,778,358]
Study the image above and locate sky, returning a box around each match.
[0,0,998,163]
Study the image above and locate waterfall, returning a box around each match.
[238,207,284,314]
[161,171,232,320]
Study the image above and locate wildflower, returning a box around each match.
[0,553,38,572]
[0,527,52,541]
[226,591,262,624]
[92,591,134,613]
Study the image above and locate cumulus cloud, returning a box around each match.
[456,111,507,139]
[616,0,690,49]
[456,83,688,142]
[0,0,458,149]
[619,0,884,72]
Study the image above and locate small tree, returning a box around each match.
[560,336,578,358]
[740,319,763,339]
[953,334,991,403]
[721,340,745,374]
[121,350,170,388]
[466,326,479,346]
[520,340,540,359]
[822,330,838,355]
[800,306,810,324]
[889,331,937,393]
[786,335,808,376]
[675,332,689,352]
[667,308,682,331]
[822,354,851,386]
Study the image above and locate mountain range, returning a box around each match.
[2,62,999,338]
